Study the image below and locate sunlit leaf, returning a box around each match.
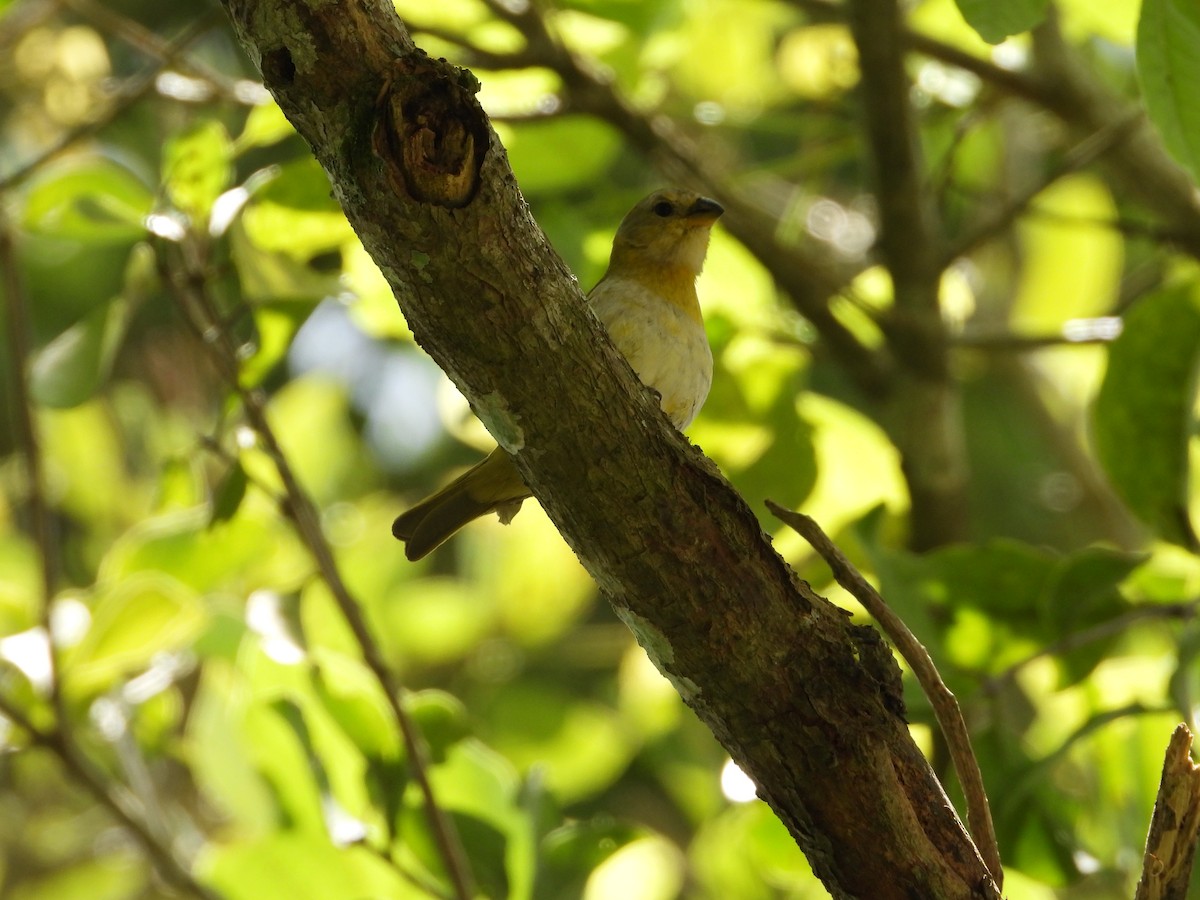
[21,159,152,242]
[1138,0,1200,182]
[1167,621,1200,718]
[1093,282,1200,549]
[669,0,791,110]
[203,834,417,900]
[954,0,1049,43]
[617,643,682,740]
[691,803,809,900]
[2,856,144,900]
[240,306,303,386]
[484,682,633,803]
[62,574,207,695]
[0,538,40,636]
[501,117,622,195]
[163,119,234,221]
[100,506,309,596]
[777,25,859,98]
[380,576,498,664]
[538,819,642,900]
[583,834,684,900]
[240,697,327,834]
[311,649,400,760]
[385,740,531,896]
[1011,176,1122,331]
[250,156,342,214]
[235,101,296,152]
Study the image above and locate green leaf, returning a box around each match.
[311,650,400,760]
[1168,621,1200,718]
[537,819,643,900]
[210,461,248,526]
[163,120,235,221]
[1043,547,1141,633]
[1138,0,1200,182]
[30,296,131,409]
[100,506,309,596]
[407,689,471,762]
[22,159,153,242]
[253,156,342,212]
[0,537,40,636]
[62,574,208,695]
[954,0,1049,43]
[3,856,144,900]
[235,102,295,153]
[204,834,417,900]
[413,740,533,899]
[1042,547,1141,684]
[1093,282,1200,548]
[501,117,622,195]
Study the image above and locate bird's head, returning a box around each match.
[609,189,724,276]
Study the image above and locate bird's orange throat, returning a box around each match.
[617,259,705,325]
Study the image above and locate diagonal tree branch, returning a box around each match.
[214,1,1001,896]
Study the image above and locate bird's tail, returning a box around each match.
[392,447,530,561]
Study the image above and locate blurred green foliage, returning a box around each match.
[3,0,1200,897]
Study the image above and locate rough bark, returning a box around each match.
[1136,725,1200,900]
[217,1,1001,896]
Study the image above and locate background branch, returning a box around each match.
[0,694,223,900]
[154,236,475,900]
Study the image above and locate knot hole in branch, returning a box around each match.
[261,46,296,87]
[373,54,488,208]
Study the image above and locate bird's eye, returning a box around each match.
[653,201,674,218]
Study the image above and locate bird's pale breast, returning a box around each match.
[588,276,713,429]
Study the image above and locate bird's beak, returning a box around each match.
[685,196,724,226]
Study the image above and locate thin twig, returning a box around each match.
[766,500,1003,886]
[952,317,1123,351]
[0,219,55,630]
[2,208,219,900]
[0,694,223,900]
[0,214,68,726]
[154,238,475,900]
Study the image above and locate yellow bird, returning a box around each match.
[393,188,723,560]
